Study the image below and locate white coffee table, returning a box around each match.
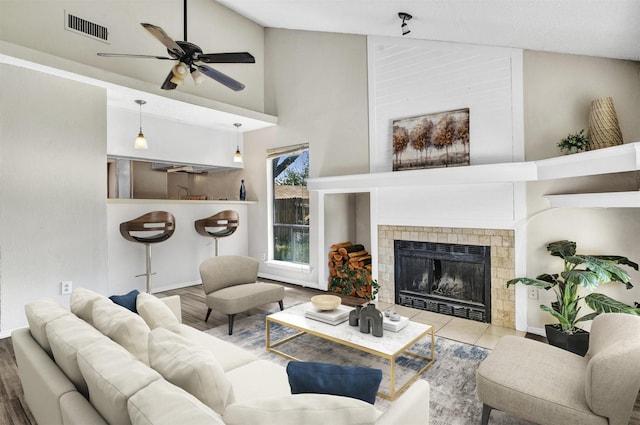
[266,302,435,400]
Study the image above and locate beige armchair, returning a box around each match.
[200,255,285,335]
[476,313,640,425]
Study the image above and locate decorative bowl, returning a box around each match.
[311,294,341,311]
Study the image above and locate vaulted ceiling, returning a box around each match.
[218,0,640,61]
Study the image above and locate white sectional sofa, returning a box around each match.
[13,288,430,425]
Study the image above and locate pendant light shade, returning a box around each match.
[398,12,412,36]
[233,123,243,163]
[134,100,148,150]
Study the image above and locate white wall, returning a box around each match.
[0,65,108,337]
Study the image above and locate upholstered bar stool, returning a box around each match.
[194,210,239,256]
[119,211,176,293]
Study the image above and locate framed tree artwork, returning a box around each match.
[392,108,470,171]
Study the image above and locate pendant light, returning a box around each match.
[134,99,148,150]
[233,123,243,163]
[398,12,412,36]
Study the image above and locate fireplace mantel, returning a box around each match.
[308,142,640,201]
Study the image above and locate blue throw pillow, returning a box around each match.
[286,361,382,405]
[109,289,140,313]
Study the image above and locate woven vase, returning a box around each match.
[588,97,623,150]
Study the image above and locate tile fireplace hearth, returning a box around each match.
[378,225,516,329]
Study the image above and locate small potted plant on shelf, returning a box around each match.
[557,129,590,154]
[508,240,639,356]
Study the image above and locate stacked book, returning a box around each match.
[305,305,351,325]
[383,314,410,332]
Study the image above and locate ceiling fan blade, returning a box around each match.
[141,23,184,56]
[160,70,178,90]
[197,52,255,64]
[195,64,245,91]
[97,53,175,60]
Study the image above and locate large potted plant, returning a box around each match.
[507,240,639,355]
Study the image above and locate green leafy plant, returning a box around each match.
[507,240,639,333]
[329,264,380,300]
[557,129,589,154]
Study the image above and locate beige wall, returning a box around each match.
[244,28,370,286]
[0,64,109,335]
[522,51,640,331]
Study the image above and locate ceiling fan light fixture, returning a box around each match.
[190,67,205,85]
[398,12,412,36]
[233,123,243,163]
[170,62,188,85]
[134,100,148,150]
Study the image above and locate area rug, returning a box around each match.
[206,308,535,425]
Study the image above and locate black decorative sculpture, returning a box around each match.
[358,303,384,337]
[349,305,363,326]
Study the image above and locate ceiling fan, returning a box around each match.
[97,1,254,91]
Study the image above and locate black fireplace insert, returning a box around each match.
[394,240,491,322]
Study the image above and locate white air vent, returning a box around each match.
[64,11,109,43]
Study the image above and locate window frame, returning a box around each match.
[266,144,309,266]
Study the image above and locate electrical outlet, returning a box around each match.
[261,253,266,261]
[61,281,73,295]
[527,287,538,299]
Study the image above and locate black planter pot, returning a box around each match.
[544,324,589,356]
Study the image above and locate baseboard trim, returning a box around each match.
[258,272,319,289]
[151,280,201,294]
[526,326,546,337]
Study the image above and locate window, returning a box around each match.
[270,147,309,264]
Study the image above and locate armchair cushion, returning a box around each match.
[200,255,259,295]
[286,362,382,405]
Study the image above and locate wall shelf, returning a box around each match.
[544,191,640,208]
[308,142,640,209]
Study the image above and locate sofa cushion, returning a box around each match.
[178,325,258,372]
[24,298,70,355]
[77,339,161,425]
[136,293,180,333]
[148,328,235,414]
[46,314,107,397]
[128,379,225,425]
[287,362,382,405]
[109,289,140,313]
[92,298,151,364]
[70,288,109,326]
[225,359,292,402]
[222,394,377,425]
